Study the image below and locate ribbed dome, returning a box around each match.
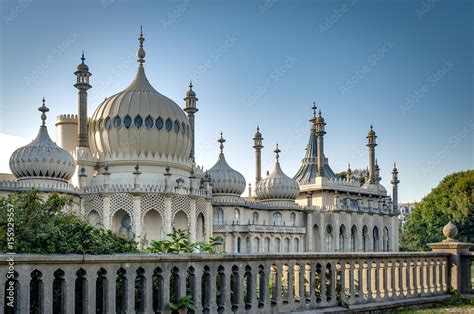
[9,101,75,182]
[207,133,246,196]
[256,146,299,201]
[88,33,191,162]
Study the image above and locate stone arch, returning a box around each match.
[373,226,380,252]
[253,236,260,253]
[173,210,189,234]
[325,224,334,252]
[112,209,134,240]
[383,226,390,252]
[87,210,101,227]
[362,225,369,252]
[312,224,321,252]
[213,207,224,225]
[142,210,163,244]
[351,225,358,252]
[339,224,346,252]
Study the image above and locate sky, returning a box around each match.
[0,0,472,203]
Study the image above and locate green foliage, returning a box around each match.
[147,228,222,254]
[0,190,137,254]
[400,170,474,251]
[336,168,368,185]
[169,294,195,311]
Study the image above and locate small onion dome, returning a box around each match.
[9,99,75,182]
[256,144,299,200]
[186,81,196,97]
[368,124,376,136]
[254,126,262,138]
[207,133,246,195]
[76,52,89,72]
[316,109,325,123]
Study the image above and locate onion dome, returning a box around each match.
[9,98,75,182]
[368,124,376,136]
[207,133,246,195]
[88,28,191,161]
[76,51,89,72]
[186,81,196,97]
[256,144,300,201]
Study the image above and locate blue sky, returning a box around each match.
[0,0,472,202]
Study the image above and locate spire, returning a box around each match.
[218,132,226,155]
[38,97,49,126]
[81,51,85,64]
[312,101,317,118]
[274,143,281,163]
[137,25,145,66]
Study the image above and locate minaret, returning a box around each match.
[391,162,400,214]
[253,126,263,187]
[366,125,377,184]
[347,163,352,181]
[375,159,381,183]
[74,51,92,147]
[184,81,198,160]
[315,109,326,177]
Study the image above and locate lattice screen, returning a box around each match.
[110,193,133,217]
[171,195,191,220]
[196,198,206,216]
[141,194,165,218]
[82,194,103,217]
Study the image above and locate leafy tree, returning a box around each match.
[0,190,137,254]
[147,228,222,254]
[336,168,368,185]
[400,170,474,251]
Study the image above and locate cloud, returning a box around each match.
[0,133,30,174]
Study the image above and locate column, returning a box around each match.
[102,194,111,229]
[132,195,141,242]
[189,198,197,243]
[164,196,173,236]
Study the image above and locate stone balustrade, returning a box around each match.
[0,252,454,313]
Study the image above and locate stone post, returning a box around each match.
[428,221,473,293]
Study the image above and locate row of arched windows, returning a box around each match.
[213,208,297,226]
[92,115,189,135]
[252,236,300,253]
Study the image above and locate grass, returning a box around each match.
[392,295,474,313]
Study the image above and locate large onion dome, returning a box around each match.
[88,29,191,162]
[207,133,246,196]
[256,145,299,201]
[9,99,75,182]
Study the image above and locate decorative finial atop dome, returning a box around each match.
[39,97,49,126]
[312,101,317,118]
[81,50,85,63]
[218,132,226,155]
[137,25,145,66]
[274,143,281,162]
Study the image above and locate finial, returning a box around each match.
[443,221,458,242]
[274,143,281,162]
[257,125,260,131]
[189,80,193,89]
[137,25,146,66]
[318,109,322,117]
[38,97,49,126]
[370,124,373,130]
[347,163,351,170]
[81,51,85,63]
[218,132,226,155]
[312,101,317,117]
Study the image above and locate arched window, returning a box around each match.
[237,237,241,253]
[113,115,121,128]
[134,115,143,128]
[174,120,180,133]
[290,212,296,226]
[339,225,346,252]
[273,212,282,226]
[233,208,240,224]
[351,225,357,252]
[264,238,270,252]
[294,238,300,252]
[156,117,164,130]
[373,226,380,252]
[252,212,259,224]
[274,238,281,253]
[383,227,390,252]
[145,115,154,129]
[104,117,112,130]
[165,118,173,131]
[325,225,333,252]
[253,237,260,253]
[213,208,224,225]
[181,122,186,135]
[362,226,368,252]
[284,238,290,252]
[124,115,132,129]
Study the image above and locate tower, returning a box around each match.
[391,162,400,214]
[184,81,198,160]
[253,126,263,187]
[74,51,92,147]
[366,125,377,184]
[315,109,326,177]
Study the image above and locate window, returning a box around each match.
[134,115,143,129]
[351,226,357,252]
[252,212,259,224]
[273,212,282,226]
[98,118,103,130]
[104,117,111,130]
[181,122,186,135]
[124,115,132,129]
[215,237,224,253]
[237,237,241,253]
[325,225,333,252]
[174,120,180,133]
[290,212,296,226]
[362,226,368,252]
[294,238,300,252]
[156,117,164,130]
[253,237,260,253]
[213,208,224,225]
[113,116,121,128]
[284,238,290,252]
[383,227,389,252]
[264,238,270,252]
[373,227,380,252]
[274,238,281,253]
[339,225,346,252]
[233,208,240,224]
[165,118,173,131]
[145,115,154,129]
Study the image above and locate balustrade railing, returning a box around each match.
[0,252,451,313]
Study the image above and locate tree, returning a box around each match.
[336,168,368,185]
[0,190,137,254]
[146,228,222,254]
[400,170,474,251]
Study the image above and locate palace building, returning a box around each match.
[0,29,400,253]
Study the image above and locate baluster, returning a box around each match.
[412,259,418,297]
[144,266,154,313]
[427,259,432,295]
[374,260,381,301]
[250,263,259,310]
[42,268,54,313]
[65,270,76,313]
[126,266,135,313]
[275,262,283,308]
[161,266,170,313]
[398,259,404,298]
[310,261,317,306]
[263,262,271,310]
[391,258,397,299]
[357,259,363,303]
[209,265,217,313]
[406,259,412,298]
[366,260,372,301]
[194,265,203,312]
[18,266,30,313]
[238,266,245,310]
[382,259,389,301]
[85,267,97,314]
[106,266,117,314]
[319,262,327,307]
[179,265,187,307]
[339,261,347,306]
[226,265,234,312]
[298,262,305,307]
[348,260,355,305]
[329,261,337,307]
[436,258,442,293]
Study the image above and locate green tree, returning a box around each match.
[400,170,474,251]
[146,228,222,254]
[0,190,137,254]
